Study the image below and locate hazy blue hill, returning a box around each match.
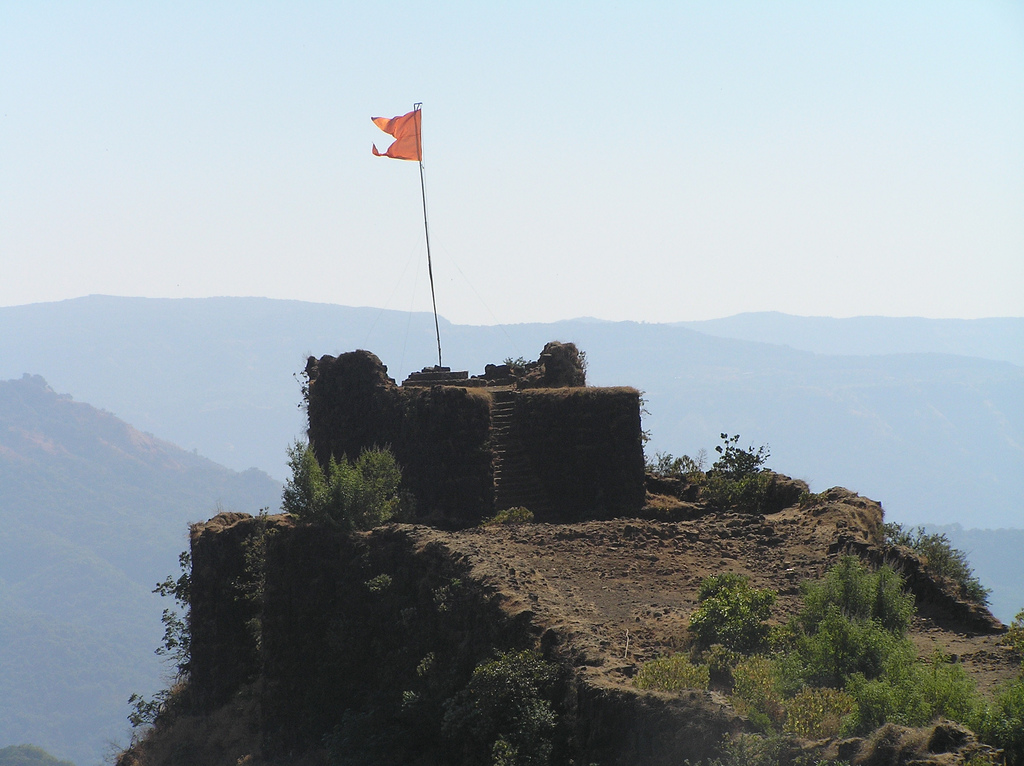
[0,295,437,481]
[0,374,281,766]
[1,297,1020,528]
[675,312,1024,367]
[0,744,75,766]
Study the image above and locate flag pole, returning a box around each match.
[413,102,443,369]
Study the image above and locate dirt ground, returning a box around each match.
[411,487,1019,698]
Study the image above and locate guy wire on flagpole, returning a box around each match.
[413,102,443,369]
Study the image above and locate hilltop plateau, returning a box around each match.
[119,485,1018,766]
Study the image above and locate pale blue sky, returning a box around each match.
[2,1,1022,324]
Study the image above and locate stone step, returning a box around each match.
[489,388,552,516]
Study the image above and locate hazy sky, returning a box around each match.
[2,2,1022,325]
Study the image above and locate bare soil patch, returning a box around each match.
[410,489,1017,696]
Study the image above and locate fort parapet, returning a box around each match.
[304,343,646,526]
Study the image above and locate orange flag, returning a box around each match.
[371,108,421,161]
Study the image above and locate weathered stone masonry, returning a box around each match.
[303,345,646,526]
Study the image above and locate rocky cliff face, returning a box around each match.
[119,485,1014,766]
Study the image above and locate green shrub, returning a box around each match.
[711,433,769,480]
[702,644,742,688]
[702,557,989,746]
[364,573,393,593]
[699,434,774,512]
[787,558,916,693]
[689,573,776,654]
[799,557,914,635]
[795,608,914,689]
[646,450,706,478]
[635,654,710,692]
[731,655,785,731]
[973,675,1024,766]
[883,523,991,605]
[846,670,929,734]
[442,650,558,766]
[483,507,535,526]
[129,551,193,728]
[780,558,984,737]
[783,687,855,739]
[153,550,193,676]
[916,650,980,723]
[844,649,979,735]
[1004,609,1024,661]
[714,733,785,766]
[702,472,774,513]
[282,441,403,530]
[649,435,775,512]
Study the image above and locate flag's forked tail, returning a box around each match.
[370,109,421,161]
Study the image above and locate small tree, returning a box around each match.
[442,651,559,766]
[282,441,404,530]
[689,573,776,654]
[702,434,774,513]
[711,433,769,480]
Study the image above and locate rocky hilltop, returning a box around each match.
[116,346,1021,766]
[118,485,1016,766]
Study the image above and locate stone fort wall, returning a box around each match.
[303,347,646,525]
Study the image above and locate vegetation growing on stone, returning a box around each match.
[282,441,405,529]
[482,506,535,525]
[239,508,276,653]
[645,433,795,514]
[883,522,991,605]
[121,428,1024,766]
[638,557,1017,759]
[442,650,560,766]
[128,550,192,728]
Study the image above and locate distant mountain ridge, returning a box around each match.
[0,374,281,766]
[675,312,1024,366]
[1,296,1019,531]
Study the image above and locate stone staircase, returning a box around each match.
[489,389,553,517]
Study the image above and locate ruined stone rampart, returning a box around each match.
[187,514,540,755]
[510,387,646,522]
[303,347,645,525]
[305,351,493,525]
[187,512,262,712]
